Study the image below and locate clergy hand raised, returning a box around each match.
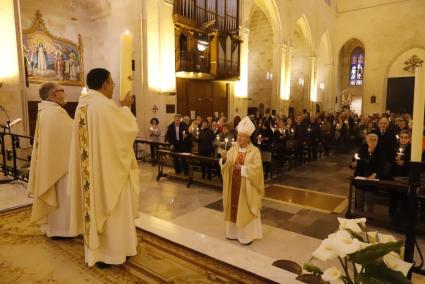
[120,91,135,108]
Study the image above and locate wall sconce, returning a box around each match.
[319,82,325,90]
[298,78,304,86]
[266,72,273,80]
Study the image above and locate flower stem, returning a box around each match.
[351,259,358,283]
[338,257,353,284]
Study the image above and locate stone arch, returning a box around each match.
[288,15,314,114]
[246,0,284,111]
[244,0,284,43]
[317,31,332,112]
[338,38,365,114]
[293,15,313,53]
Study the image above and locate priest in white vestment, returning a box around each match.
[28,82,75,237]
[220,116,264,245]
[68,68,139,268]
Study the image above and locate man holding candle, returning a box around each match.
[68,68,139,268]
[392,130,412,178]
[373,117,397,168]
[166,114,189,175]
[387,130,412,216]
[220,116,264,245]
[28,82,75,237]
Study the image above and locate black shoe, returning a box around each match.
[95,262,111,269]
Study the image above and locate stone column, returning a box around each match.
[309,56,318,113]
[229,27,249,119]
[282,46,292,116]
[278,44,288,115]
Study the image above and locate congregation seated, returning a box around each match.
[153,109,424,185]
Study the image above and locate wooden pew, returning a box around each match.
[156,149,221,188]
[133,137,170,165]
[346,177,410,230]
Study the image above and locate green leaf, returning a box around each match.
[356,273,384,284]
[303,263,323,275]
[350,241,404,265]
[344,228,365,242]
[359,262,412,284]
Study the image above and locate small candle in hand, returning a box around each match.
[81,87,88,96]
[216,135,220,141]
[398,147,404,156]
[225,138,228,149]
[354,153,360,160]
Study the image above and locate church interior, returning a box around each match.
[2,0,425,283]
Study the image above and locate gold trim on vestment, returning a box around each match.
[78,106,90,246]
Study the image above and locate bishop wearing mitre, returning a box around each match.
[68,68,139,268]
[220,116,264,245]
[28,82,75,237]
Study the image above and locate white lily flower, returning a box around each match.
[322,266,342,281]
[330,230,361,257]
[383,252,413,276]
[337,217,367,233]
[312,238,338,261]
[377,233,397,243]
[367,231,378,243]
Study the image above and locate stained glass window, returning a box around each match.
[349,47,364,86]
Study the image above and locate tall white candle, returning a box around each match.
[411,66,425,162]
[120,30,133,101]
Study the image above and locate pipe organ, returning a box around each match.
[173,0,240,79]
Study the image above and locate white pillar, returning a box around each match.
[284,46,293,110]
[271,43,281,112]
[278,44,289,116]
[309,56,318,113]
[411,66,425,162]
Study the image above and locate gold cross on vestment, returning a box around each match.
[79,118,85,128]
[81,149,88,160]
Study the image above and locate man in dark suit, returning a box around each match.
[166,114,189,175]
[372,117,397,180]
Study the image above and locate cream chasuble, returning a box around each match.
[68,89,139,266]
[220,143,264,244]
[28,101,74,236]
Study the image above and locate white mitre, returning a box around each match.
[237,116,255,136]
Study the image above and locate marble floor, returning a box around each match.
[0,179,32,212]
[2,150,425,283]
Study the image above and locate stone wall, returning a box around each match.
[247,6,273,112]
[335,0,425,114]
